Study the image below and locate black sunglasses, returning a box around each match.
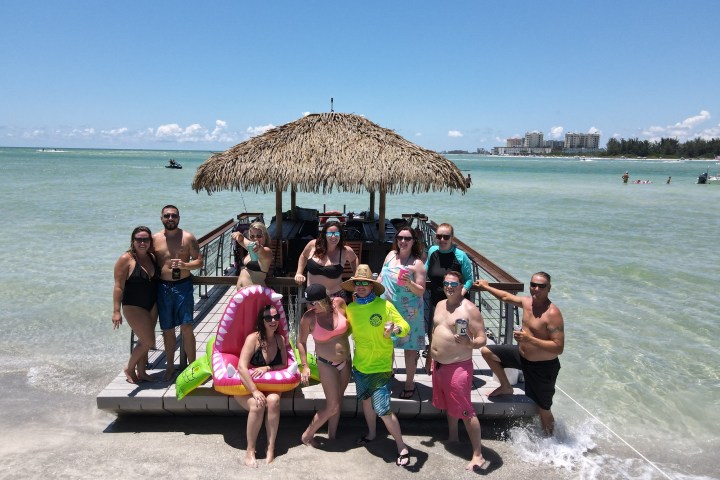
[354,280,370,286]
[263,313,281,322]
[436,234,451,241]
[163,213,179,219]
[133,237,151,243]
[396,235,413,242]
[530,282,548,289]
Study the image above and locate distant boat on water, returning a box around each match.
[37,148,66,153]
[165,159,182,169]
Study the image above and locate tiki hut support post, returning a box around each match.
[378,187,386,241]
[275,186,283,241]
[369,191,375,221]
[290,186,297,220]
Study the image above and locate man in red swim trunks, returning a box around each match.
[430,271,489,472]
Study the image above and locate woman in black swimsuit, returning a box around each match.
[234,305,287,467]
[231,221,273,289]
[112,226,158,384]
[294,221,358,302]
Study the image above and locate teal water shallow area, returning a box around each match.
[0,147,718,479]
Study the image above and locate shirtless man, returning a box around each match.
[475,272,564,435]
[430,271,488,472]
[153,205,203,381]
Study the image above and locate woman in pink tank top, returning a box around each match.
[297,284,351,446]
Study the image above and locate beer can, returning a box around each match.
[455,318,468,336]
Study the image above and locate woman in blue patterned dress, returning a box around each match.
[378,226,426,399]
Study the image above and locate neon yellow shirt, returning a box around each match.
[347,296,409,374]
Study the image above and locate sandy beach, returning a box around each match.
[1,407,576,480]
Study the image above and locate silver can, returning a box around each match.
[455,318,468,336]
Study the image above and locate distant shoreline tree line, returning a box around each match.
[602,137,720,158]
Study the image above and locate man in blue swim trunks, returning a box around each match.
[341,265,412,467]
[153,205,203,381]
[475,272,565,435]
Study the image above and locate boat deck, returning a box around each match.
[97,286,537,418]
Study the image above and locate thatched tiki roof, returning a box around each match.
[193,112,467,240]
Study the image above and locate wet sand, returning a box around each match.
[0,408,575,480]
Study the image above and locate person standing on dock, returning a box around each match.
[342,265,412,467]
[430,271,489,472]
[377,226,426,399]
[424,223,473,359]
[112,226,158,383]
[294,221,359,303]
[297,284,351,447]
[475,272,564,435]
[153,205,203,381]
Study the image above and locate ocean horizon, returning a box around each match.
[0,147,718,479]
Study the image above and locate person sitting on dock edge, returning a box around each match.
[475,272,564,435]
[153,205,203,381]
[430,271,489,472]
[342,265,412,467]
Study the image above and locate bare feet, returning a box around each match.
[163,368,176,382]
[301,433,318,447]
[487,385,513,397]
[137,372,155,382]
[124,368,139,384]
[469,458,491,472]
[244,451,258,468]
[266,447,275,464]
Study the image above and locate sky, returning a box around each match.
[2,0,719,152]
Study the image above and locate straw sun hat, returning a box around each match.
[341,264,385,296]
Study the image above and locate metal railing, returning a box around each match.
[422,219,524,345]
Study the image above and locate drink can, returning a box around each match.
[455,318,468,336]
[248,241,259,261]
[513,324,522,332]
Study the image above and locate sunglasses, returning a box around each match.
[530,282,548,289]
[325,231,341,237]
[396,235,413,242]
[436,234,452,241]
[443,281,460,287]
[263,313,281,322]
[248,234,263,239]
[354,280,370,287]
[163,213,179,219]
[133,237,151,243]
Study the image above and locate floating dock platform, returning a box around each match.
[97,286,537,418]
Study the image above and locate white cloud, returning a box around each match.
[246,124,275,137]
[448,130,463,138]
[588,126,601,135]
[641,110,714,142]
[102,127,129,136]
[415,132,422,137]
[549,126,564,139]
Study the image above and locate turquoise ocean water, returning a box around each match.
[0,147,718,479]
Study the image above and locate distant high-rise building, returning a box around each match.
[564,132,600,151]
[506,138,523,148]
[524,131,544,148]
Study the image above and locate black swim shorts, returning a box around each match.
[486,344,560,411]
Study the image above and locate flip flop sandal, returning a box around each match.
[398,389,415,399]
[396,452,410,467]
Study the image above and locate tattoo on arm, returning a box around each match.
[191,238,200,257]
[547,325,564,334]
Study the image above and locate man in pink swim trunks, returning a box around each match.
[430,271,489,472]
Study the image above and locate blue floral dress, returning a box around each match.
[380,255,425,350]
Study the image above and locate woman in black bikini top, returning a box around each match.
[294,221,358,301]
[235,304,288,467]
